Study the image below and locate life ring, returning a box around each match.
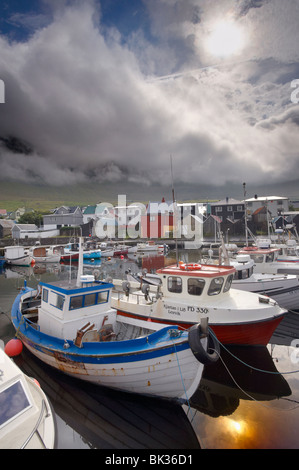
[179,262,201,271]
[188,324,220,364]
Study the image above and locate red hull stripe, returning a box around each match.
[116,310,284,346]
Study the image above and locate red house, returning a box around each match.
[141,199,174,239]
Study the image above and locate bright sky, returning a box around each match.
[0,0,299,198]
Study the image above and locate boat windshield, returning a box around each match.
[0,380,32,429]
[187,278,205,296]
[223,274,233,292]
[208,277,224,296]
[251,254,264,263]
[167,276,182,293]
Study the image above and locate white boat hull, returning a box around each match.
[22,339,204,401]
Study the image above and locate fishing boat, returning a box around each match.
[273,239,299,263]
[60,242,102,262]
[4,246,34,267]
[230,254,299,311]
[28,245,61,263]
[137,242,167,253]
[113,244,129,256]
[0,347,56,449]
[238,239,299,275]
[111,261,286,346]
[10,244,217,401]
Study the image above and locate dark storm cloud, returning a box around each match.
[0,0,299,190]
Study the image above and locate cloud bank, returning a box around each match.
[0,0,299,195]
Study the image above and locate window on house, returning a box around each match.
[216,207,222,212]
[227,206,232,211]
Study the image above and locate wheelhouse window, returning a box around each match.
[84,293,96,307]
[55,293,65,310]
[251,254,264,263]
[223,274,233,292]
[234,267,253,280]
[266,253,274,262]
[168,276,182,293]
[42,288,48,303]
[97,291,109,304]
[188,278,205,296]
[208,277,224,296]
[70,295,83,310]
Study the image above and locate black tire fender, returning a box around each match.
[188,324,220,364]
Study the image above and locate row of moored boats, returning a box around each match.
[0,241,168,267]
[2,236,299,448]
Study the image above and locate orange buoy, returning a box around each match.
[4,338,23,357]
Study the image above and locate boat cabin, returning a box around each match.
[230,254,254,280]
[156,262,236,299]
[38,275,115,340]
[238,246,279,265]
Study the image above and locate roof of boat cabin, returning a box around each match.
[40,279,114,295]
[156,263,235,277]
[238,247,279,254]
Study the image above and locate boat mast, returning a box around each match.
[76,237,84,286]
[243,182,248,247]
[170,155,179,266]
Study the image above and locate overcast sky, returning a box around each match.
[0,0,299,197]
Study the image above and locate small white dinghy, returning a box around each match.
[0,347,56,449]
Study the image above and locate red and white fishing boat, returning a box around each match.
[111,261,286,346]
[238,239,299,275]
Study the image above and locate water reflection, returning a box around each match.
[14,348,200,450]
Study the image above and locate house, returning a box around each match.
[0,209,7,218]
[0,220,14,238]
[12,224,39,239]
[83,205,97,224]
[245,196,289,218]
[177,202,205,241]
[43,206,83,229]
[208,198,245,236]
[141,199,174,239]
[209,198,245,222]
[9,207,26,221]
[12,224,60,240]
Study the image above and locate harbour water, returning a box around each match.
[1,250,299,450]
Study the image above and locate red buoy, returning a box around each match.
[4,338,23,357]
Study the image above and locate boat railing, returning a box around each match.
[21,399,50,449]
[24,315,40,331]
[112,288,156,305]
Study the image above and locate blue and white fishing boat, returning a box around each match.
[61,242,102,262]
[10,242,218,401]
